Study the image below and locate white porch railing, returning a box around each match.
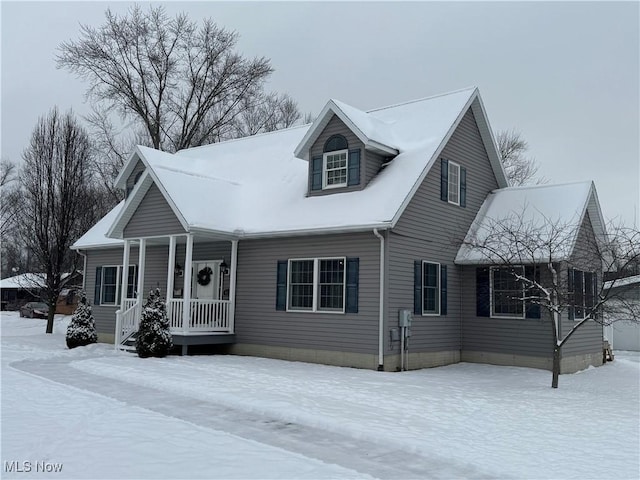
[167,299,231,332]
[115,298,140,349]
[118,298,231,349]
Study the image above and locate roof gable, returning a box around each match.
[79,88,513,245]
[455,181,607,264]
[294,99,400,159]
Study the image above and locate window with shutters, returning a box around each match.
[287,257,345,313]
[309,134,362,192]
[422,261,441,315]
[490,266,525,318]
[97,265,137,305]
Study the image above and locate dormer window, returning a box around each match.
[324,150,348,188]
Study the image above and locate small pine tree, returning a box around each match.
[66,291,98,349]
[135,288,173,358]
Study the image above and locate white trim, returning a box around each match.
[322,149,349,190]
[229,240,238,334]
[167,236,176,301]
[421,261,441,316]
[489,266,526,319]
[182,234,194,331]
[120,240,131,311]
[137,238,146,301]
[286,257,347,314]
[373,229,385,369]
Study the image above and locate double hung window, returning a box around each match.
[288,258,346,313]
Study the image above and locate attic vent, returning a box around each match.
[324,134,348,152]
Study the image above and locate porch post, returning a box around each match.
[137,238,146,307]
[120,239,131,310]
[182,234,194,332]
[229,239,238,334]
[166,236,176,300]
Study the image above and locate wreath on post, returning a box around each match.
[197,267,213,286]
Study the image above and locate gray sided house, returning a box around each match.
[72,87,607,373]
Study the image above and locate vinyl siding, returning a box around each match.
[235,233,380,354]
[84,241,233,335]
[88,245,173,333]
[460,265,554,357]
[365,151,386,185]
[123,183,186,238]
[561,212,603,356]
[387,107,499,354]
[308,115,366,195]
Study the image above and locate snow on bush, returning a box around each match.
[65,291,98,349]
[135,288,173,358]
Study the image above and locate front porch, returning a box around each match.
[114,233,238,354]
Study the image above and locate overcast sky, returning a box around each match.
[1,1,638,225]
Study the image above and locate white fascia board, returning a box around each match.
[293,100,397,159]
[470,95,509,189]
[366,140,399,156]
[113,148,145,190]
[389,89,478,228]
[293,102,336,159]
[143,165,190,232]
[237,222,393,239]
[106,171,154,238]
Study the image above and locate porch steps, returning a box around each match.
[119,333,137,353]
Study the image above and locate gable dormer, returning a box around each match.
[295,99,399,196]
[125,158,146,198]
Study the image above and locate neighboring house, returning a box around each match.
[0,272,81,313]
[72,87,606,373]
[603,275,640,351]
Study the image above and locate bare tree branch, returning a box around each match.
[497,129,547,186]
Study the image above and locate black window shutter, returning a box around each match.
[414,261,422,315]
[347,149,361,186]
[460,167,467,207]
[476,267,490,317]
[568,268,575,320]
[345,257,359,313]
[311,156,323,191]
[94,266,102,305]
[524,265,541,319]
[276,261,288,311]
[440,265,448,315]
[440,159,449,201]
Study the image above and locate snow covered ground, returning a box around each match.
[2,312,639,479]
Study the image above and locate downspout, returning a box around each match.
[373,228,385,371]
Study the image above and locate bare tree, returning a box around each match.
[460,210,640,388]
[17,107,98,334]
[57,5,301,155]
[497,130,546,186]
[0,159,20,239]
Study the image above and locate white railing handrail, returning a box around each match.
[167,298,231,333]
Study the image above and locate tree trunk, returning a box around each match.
[552,346,560,388]
[45,295,56,334]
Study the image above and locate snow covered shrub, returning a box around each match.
[66,291,98,349]
[135,288,173,358]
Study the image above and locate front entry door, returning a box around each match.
[192,261,221,300]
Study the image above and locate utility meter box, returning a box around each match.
[398,309,413,327]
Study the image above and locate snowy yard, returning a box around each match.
[1,312,638,479]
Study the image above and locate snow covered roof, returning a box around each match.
[73,202,126,249]
[77,87,509,245]
[455,181,607,264]
[0,272,77,289]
